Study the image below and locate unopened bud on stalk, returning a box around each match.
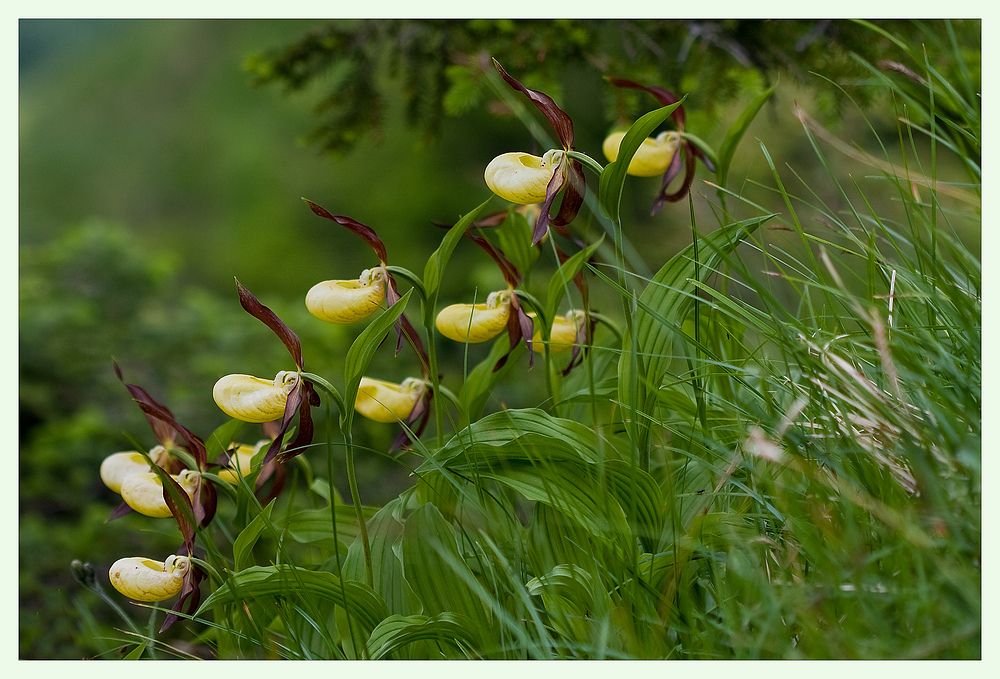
[108,554,191,602]
[485,150,564,204]
[213,371,298,423]
[305,266,387,324]
[435,290,512,343]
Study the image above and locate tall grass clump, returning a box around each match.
[77,28,979,660]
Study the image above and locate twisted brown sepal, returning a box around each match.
[235,280,304,371]
[652,145,697,213]
[494,295,535,372]
[467,231,522,288]
[160,550,204,633]
[493,58,574,149]
[303,198,388,265]
[255,457,289,507]
[385,276,430,374]
[390,390,433,452]
[550,160,586,230]
[608,78,686,130]
[111,362,201,471]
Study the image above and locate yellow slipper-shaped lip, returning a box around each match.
[530,310,586,354]
[602,131,680,177]
[217,439,269,484]
[99,444,170,493]
[436,290,512,343]
[306,267,387,324]
[120,470,199,518]
[213,371,298,423]
[485,149,564,204]
[355,377,426,423]
[100,451,151,494]
[108,554,191,602]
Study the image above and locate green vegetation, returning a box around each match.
[19,19,979,659]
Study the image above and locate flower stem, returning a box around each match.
[343,429,373,589]
[565,150,606,176]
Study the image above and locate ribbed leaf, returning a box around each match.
[717,85,776,187]
[617,215,773,449]
[197,564,388,635]
[598,103,683,224]
[400,504,489,633]
[285,505,378,545]
[232,499,274,570]
[423,199,491,298]
[342,498,420,617]
[366,612,476,659]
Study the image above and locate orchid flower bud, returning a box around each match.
[435,290,512,343]
[213,371,298,423]
[485,149,564,204]
[305,266,387,324]
[120,469,199,518]
[530,310,586,354]
[217,439,269,484]
[602,131,681,177]
[354,377,427,423]
[108,554,191,602]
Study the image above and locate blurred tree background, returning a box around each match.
[19,19,979,658]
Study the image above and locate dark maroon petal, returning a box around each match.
[467,232,522,287]
[193,478,217,528]
[160,565,204,633]
[533,166,566,245]
[303,199,388,264]
[107,501,134,521]
[493,58,575,148]
[390,390,431,452]
[609,77,686,129]
[560,313,594,377]
[494,298,534,372]
[255,459,288,506]
[654,145,697,213]
[263,383,305,465]
[551,160,586,228]
[690,143,716,172]
[385,275,429,370]
[236,280,304,371]
[160,473,196,551]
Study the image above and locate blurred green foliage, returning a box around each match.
[19,18,979,658]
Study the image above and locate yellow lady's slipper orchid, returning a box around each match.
[485,149,564,204]
[354,377,426,423]
[217,439,269,484]
[108,554,191,602]
[120,470,199,518]
[305,266,387,324]
[100,444,170,493]
[213,371,298,423]
[602,131,681,177]
[435,290,512,343]
[530,310,586,354]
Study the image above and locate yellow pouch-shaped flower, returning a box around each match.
[354,377,426,423]
[305,267,386,324]
[436,290,511,343]
[99,445,170,493]
[213,371,298,423]
[485,149,564,204]
[109,554,190,602]
[217,439,268,484]
[120,470,198,518]
[531,310,585,354]
[602,131,680,177]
